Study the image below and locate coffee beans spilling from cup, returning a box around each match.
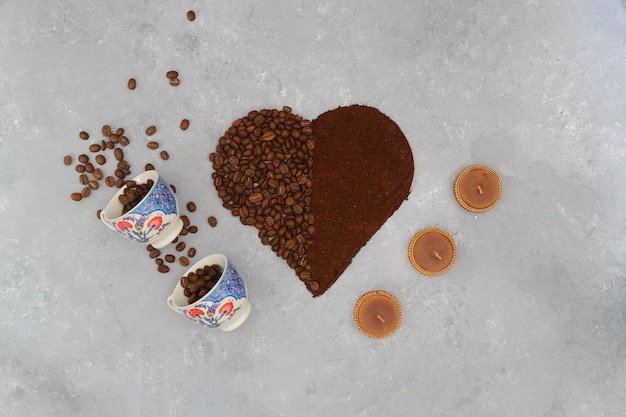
[179,263,222,304]
[119,179,154,214]
[66,125,133,202]
[209,107,314,283]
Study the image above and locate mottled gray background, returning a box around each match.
[1,0,625,416]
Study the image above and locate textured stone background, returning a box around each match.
[1,1,625,416]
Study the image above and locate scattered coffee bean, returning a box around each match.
[186,202,196,212]
[169,78,180,86]
[188,226,198,233]
[165,254,175,263]
[88,180,99,190]
[146,125,157,136]
[187,10,195,21]
[81,187,91,198]
[116,128,124,135]
[105,176,115,187]
[75,165,86,173]
[64,155,72,166]
[208,216,217,227]
[92,168,103,180]
[160,150,169,160]
[187,247,196,258]
[155,258,164,265]
[175,242,186,252]
[102,125,112,136]
[170,184,176,193]
[78,154,89,163]
[88,144,101,153]
[95,155,106,165]
[179,256,189,266]
[114,148,124,161]
[158,265,169,273]
[180,119,190,130]
[127,78,136,90]
[119,135,129,146]
[149,249,161,259]
[96,209,102,219]
[147,141,159,150]
[79,131,89,140]
[71,192,82,201]
[166,70,178,79]
[79,174,89,185]
[145,163,155,171]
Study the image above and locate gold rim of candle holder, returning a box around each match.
[453,164,502,213]
[408,227,457,276]
[354,290,402,339]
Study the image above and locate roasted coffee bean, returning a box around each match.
[95,155,106,165]
[169,78,180,86]
[79,174,89,185]
[160,150,169,160]
[104,176,115,187]
[79,131,89,140]
[155,258,164,265]
[208,216,217,227]
[81,186,91,198]
[187,10,195,21]
[114,148,124,161]
[118,179,154,214]
[180,119,190,130]
[96,209,102,219]
[165,254,175,263]
[127,78,136,90]
[119,135,129,146]
[78,154,89,163]
[102,125,112,136]
[89,144,101,153]
[88,180,99,190]
[187,247,196,258]
[176,242,186,252]
[147,141,159,149]
[186,202,196,212]
[181,215,191,227]
[170,184,176,193]
[166,70,178,79]
[115,128,124,135]
[92,168,103,180]
[179,256,189,266]
[149,249,160,259]
[75,164,86,173]
[145,163,155,171]
[158,265,169,273]
[146,125,157,136]
[188,226,198,233]
[71,192,82,201]
[63,155,72,166]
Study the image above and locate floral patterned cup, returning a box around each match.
[100,170,183,249]
[167,253,251,331]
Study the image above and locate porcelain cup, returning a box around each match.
[167,253,251,331]
[100,170,183,249]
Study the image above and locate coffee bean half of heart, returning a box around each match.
[210,105,414,297]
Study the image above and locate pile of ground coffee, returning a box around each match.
[307,105,414,296]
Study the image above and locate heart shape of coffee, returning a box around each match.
[210,105,414,297]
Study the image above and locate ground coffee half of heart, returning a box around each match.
[307,105,414,296]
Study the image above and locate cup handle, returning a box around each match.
[167,296,183,314]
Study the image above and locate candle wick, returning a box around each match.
[433,250,442,260]
[477,185,484,194]
[376,314,385,323]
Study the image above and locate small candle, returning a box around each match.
[408,228,456,276]
[454,165,502,212]
[354,291,402,339]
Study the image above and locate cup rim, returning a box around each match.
[101,170,160,222]
[169,253,229,309]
